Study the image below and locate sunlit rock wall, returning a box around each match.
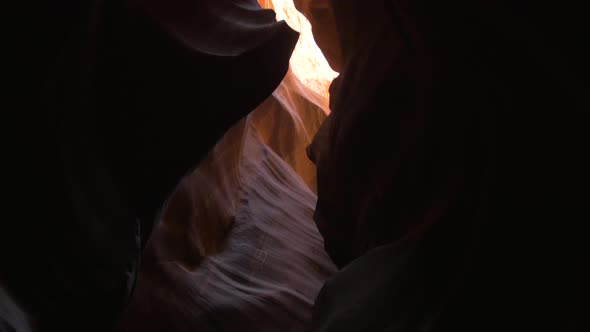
[259,0,337,102]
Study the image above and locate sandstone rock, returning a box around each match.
[308,0,589,331]
[1,1,296,331]
[118,71,335,332]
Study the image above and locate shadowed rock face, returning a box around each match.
[116,2,337,330]
[306,0,589,331]
[2,1,296,331]
[1,286,33,332]
[118,71,336,332]
[3,1,588,331]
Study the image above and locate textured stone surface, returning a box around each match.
[118,70,335,332]
[1,1,296,331]
[307,0,589,331]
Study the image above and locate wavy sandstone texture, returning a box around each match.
[119,70,335,332]
[119,1,338,328]
[3,1,589,332]
[2,1,298,331]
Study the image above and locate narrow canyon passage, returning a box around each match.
[119,1,341,331]
[2,1,588,332]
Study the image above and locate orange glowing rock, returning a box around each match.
[259,0,338,99]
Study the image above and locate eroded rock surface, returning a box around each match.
[2,1,296,331]
[307,1,589,331]
[119,70,335,332]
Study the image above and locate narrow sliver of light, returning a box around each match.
[260,0,338,99]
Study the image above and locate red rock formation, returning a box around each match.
[307,0,589,331]
[292,0,342,72]
[119,70,335,332]
[3,1,588,331]
[2,1,297,331]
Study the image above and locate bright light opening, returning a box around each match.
[259,0,338,99]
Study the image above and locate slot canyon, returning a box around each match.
[1,1,588,332]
